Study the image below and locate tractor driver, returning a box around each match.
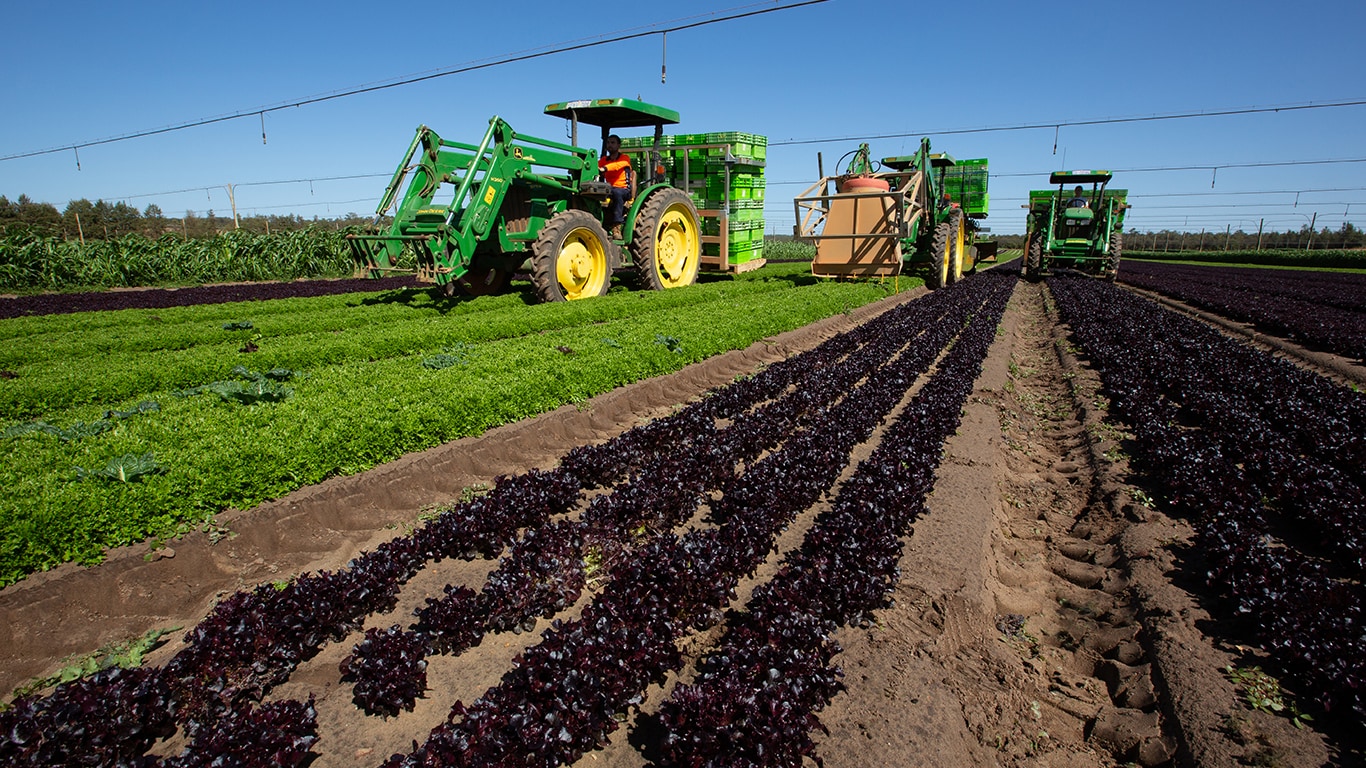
[1068,185,1090,209]
[599,134,634,239]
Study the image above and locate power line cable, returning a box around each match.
[989,157,1366,178]
[765,157,1366,187]
[767,98,1366,147]
[0,1,827,164]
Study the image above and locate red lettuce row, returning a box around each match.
[1049,273,1365,718]
[338,286,978,720]
[1120,260,1366,362]
[659,270,1016,766]
[384,273,1012,766]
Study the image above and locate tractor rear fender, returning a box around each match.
[622,182,673,242]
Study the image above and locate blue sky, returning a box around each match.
[2,0,1363,236]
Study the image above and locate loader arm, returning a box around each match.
[348,117,599,286]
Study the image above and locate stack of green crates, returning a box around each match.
[942,158,989,217]
[617,132,768,265]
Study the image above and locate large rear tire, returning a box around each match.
[947,210,965,284]
[532,210,612,302]
[630,188,701,291]
[927,210,963,289]
[1105,230,1123,281]
[1025,233,1043,282]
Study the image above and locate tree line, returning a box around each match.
[0,195,375,240]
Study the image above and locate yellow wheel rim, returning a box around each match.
[953,217,966,280]
[556,227,609,300]
[653,204,700,288]
[938,232,951,285]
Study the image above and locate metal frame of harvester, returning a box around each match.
[792,139,990,289]
[347,98,753,303]
[1023,170,1129,281]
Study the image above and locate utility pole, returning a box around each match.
[75,212,85,245]
[1306,211,1317,251]
[1224,224,1231,251]
[224,184,240,229]
[1198,228,1205,251]
[1256,218,1264,251]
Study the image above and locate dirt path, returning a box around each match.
[2,276,1350,766]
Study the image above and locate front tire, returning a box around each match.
[532,210,612,302]
[631,188,701,291]
[456,263,512,296]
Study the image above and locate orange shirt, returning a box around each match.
[599,151,631,189]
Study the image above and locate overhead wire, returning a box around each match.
[0,1,828,164]
[765,98,1366,148]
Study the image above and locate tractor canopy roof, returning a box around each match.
[880,155,919,171]
[881,152,957,171]
[1049,170,1113,184]
[543,98,680,128]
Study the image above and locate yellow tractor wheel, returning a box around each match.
[927,210,963,290]
[532,210,613,302]
[631,188,701,291]
[948,211,966,284]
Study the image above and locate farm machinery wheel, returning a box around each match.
[532,210,613,302]
[927,210,963,289]
[949,211,966,284]
[1025,234,1044,282]
[631,188,701,291]
[1105,231,1123,281]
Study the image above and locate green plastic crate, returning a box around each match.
[704,132,767,162]
[703,240,764,265]
[942,158,989,216]
[702,217,763,238]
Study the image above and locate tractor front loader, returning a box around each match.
[1022,170,1129,281]
[792,139,989,290]
[347,98,703,303]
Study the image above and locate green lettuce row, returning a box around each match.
[0,277,895,586]
[0,271,813,418]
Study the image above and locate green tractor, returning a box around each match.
[1023,170,1128,281]
[347,98,703,302]
[793,139,990,289]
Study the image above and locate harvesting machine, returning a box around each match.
[792,139,990,289]
[1022,170,1129,281]
[348,98,735,302]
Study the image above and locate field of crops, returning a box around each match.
[0,229,358,292]
[0,270,1015,766]
[0,262,902,586]
[1125,248,1366,270]
[1119,260,1366,362]
[2,255,1364,767]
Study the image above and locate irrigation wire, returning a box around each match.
[767,98,1366,148]
[0,1,827,164]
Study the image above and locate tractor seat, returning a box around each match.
[1063,207,1094,223]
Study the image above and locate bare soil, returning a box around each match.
[1,277,1355,766]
